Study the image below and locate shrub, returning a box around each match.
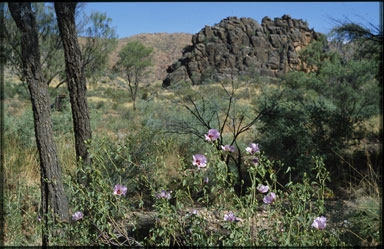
[4,80,30,100]
[48,139,142,246]
[254,43,380,182]
[104,87,128,104]
[144,142,344,246]
[4,104,35,147]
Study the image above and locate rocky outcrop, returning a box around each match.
[163,15,324,87]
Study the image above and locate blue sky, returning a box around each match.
[83,2,381,38]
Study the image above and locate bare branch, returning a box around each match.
[54,78,67,89]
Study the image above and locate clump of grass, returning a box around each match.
[335,149,382,246]
[348,195,381,246]
[4,133,41,245]
[347,151,382,246]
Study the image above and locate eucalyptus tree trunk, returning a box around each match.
[54,3,92,173]
[8,2,70,245]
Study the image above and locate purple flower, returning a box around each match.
[252,157,259,165]
[246,143,259,154]
[224,212,238,222]
[113,184,127,196]
[193,154,207,169]
[221,144,235,152]
[204,177,209,184]
[263,192,276,204]
[312,216,327,230]
[257,184,269,194]
[192,209,198,215]
[72,211,83,221]
[205,129,220,142]
[38,215,42,222]
[156,190,172,200]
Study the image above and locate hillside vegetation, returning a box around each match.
[4,12,382,247]
[80,33,192,83]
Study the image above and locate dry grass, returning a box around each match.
[6,65,381,246]
[361,115,381,135]
[4,137,40,187]
[88,96,114,103]
[122,102,134,109]
[56,136,77,174]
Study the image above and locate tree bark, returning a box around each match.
[54,3,92,172]
[8,2,70,245]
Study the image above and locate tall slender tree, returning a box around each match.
[8,2,69,246]
[113,41,153,111]
[54,2,92,177]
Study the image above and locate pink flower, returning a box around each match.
[224,212,238,222]
[156,190,172,200]
[263,192,276,204]
[257,184,269,193]
[113,184,127,196]
[312,216,327,230]
[193,154,207,169]
[205,129,220,142]
[72,211,83,221]
[221,144,235,152]
[246,143,259,154]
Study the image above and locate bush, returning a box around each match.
[144,142,344,246]
[4,80,30,100]
[48,139,142,246]
[254,40,380,182]
[49,132,346,246]
[104,87,128,104]
[51,103,74,135]
[4,104,35,147]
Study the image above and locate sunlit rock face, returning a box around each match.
[163,15,324,87]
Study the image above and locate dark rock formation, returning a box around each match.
[163,15,324,87]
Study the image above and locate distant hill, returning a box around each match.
[109,33,193,83]
[6,33,192,86]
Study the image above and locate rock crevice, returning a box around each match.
[163,15,323,87]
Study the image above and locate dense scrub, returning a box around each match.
[3,31,382,246]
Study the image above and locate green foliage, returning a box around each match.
[4,3,64,84]
[5,80,377,246]
[5,3,117,87]
[47,139,141,246]
[347,196,381,245]
[136,99,208,161]
[298,35,338,71]
[4,183,41,246]
[104,87,127,104]
[113,41,153,80]
[51,102,74,135]
[5,14,381,246]
[4,80,29,100]
[113,41,153,110]
[144,142,344,246]
[4,105,35,147]
[255,36,380,180]
[330,22,382,62]
[79,11,118,84]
